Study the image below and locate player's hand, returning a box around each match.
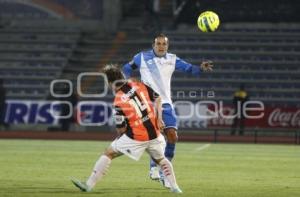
[157,119,165,131]
[200,60,213,72]
[116,127,126,137]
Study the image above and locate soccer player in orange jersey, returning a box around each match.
[71,64,182,193]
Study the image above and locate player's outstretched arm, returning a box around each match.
[175,57,213,76]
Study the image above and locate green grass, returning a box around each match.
[0,139,299,197]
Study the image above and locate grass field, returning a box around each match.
[0,139,299,197]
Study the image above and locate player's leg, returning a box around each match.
[161,104,178,161]
[159,105,178,188]
[164,128,178,160]
[147,134,182,193]
[72,135,125,192]
[157,158,182,193]
[149,159,160,180]
[72,146,122,192]
[84,133,148,190]
[156,128,177,188]
[85,147,122,189]
[150,130,166,180]
[150,104,177,179]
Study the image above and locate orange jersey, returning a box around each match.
[113,81,160,141]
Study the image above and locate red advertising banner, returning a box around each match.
[260,107,300,128]
[207,106,300,129]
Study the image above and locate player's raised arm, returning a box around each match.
[175,57,213,76]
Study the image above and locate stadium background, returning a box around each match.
[0,0,299,144]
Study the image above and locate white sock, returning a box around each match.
[159,158,179,189]
[86,155,111,188]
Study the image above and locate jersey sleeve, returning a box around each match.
[175,57,201,76]
[145,84,159,102]
[113,105,127,128]
[122,52,142,79]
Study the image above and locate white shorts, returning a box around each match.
[111,134,166,161]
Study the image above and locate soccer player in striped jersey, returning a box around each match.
[123,33,213,186]
[71,64,182,193]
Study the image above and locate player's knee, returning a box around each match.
[103,147,115,160]
[164,128,178,143]
[153,157,163,164]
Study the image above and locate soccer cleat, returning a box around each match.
[159,177,171,189]
[71,178,91,192]
[149,166,160,181]
[170,187,183,194]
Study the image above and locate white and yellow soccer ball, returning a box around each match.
[197,11,220,32]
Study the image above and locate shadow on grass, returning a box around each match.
[1,186,168,195]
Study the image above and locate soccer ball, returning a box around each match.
[197,11,220,32]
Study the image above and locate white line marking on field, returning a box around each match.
[195,144,211,151]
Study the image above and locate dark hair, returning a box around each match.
[153,33,168,44]
[102,64,125,84]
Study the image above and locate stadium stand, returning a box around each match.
[0,25,80,99]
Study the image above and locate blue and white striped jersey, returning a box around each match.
[123,49,201,105]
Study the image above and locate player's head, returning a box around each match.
[152,33,169,57]
[102,64,125,90]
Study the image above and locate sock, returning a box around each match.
[150,158,157,169]
[158,158,179,189]
[165,143,176,161]
[86,155,111,188]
